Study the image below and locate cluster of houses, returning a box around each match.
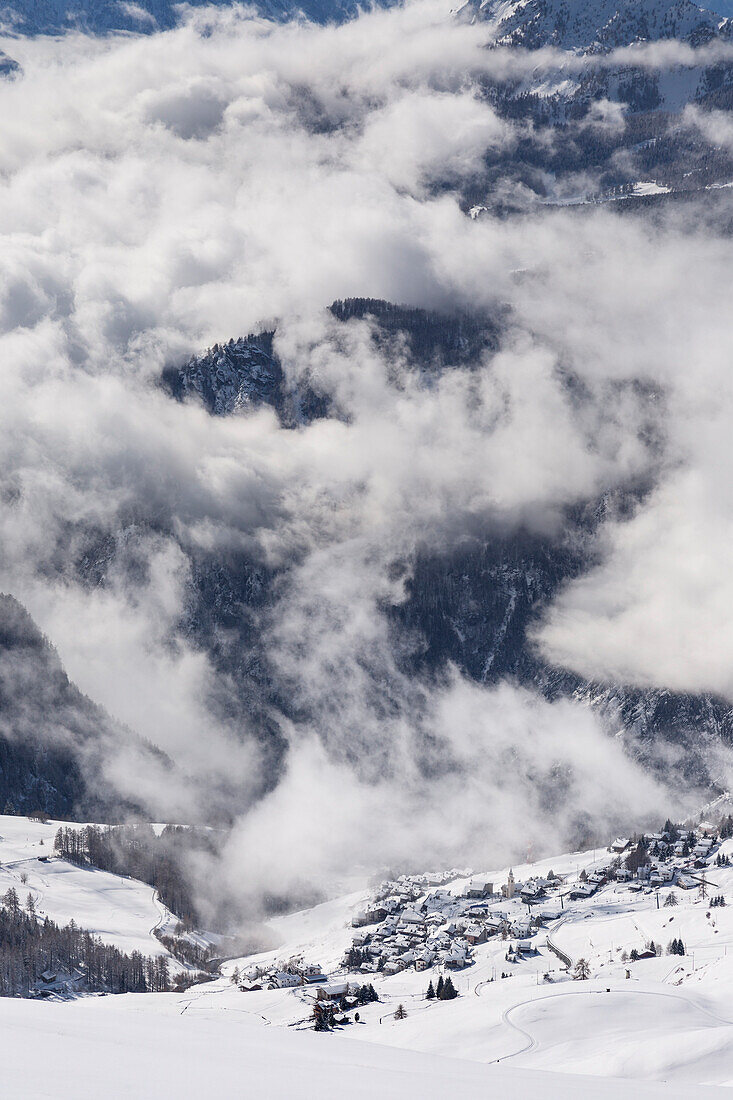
[237,956,329,992]
[342,869,559,978]
[338,821,727,980]
[607,825,720,892]
[235,818,728,996]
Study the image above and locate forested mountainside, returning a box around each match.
[5,296,728,823]
[165,302,499,423]
[0,0,394,36]
[450,0,733,206]
[161,300,733,786]
[0,595,158,818]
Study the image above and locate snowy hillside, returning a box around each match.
[0,993,719,1099]
[208,812,733,1090]
[0,815,180,959]
[468,0,732,50]
[3,812,733,1093]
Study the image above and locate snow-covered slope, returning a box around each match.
[468,0,732,51]
[213,826,733,1090]
[3,814,733,1094]
[0,992,718,1099]
[0,815,178,959]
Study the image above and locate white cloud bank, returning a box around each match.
[0,3,732,899]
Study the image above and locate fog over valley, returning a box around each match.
[1,0,733,924]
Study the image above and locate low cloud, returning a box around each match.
[0,3,731,904]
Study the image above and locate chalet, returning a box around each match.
[382,897,402,913]
[241,967,264,983]
[414,949,436,972]
[466,903,490,918]
[569,883,596,900]
[463,923,487,946]
[430,931,451,950]
[400,909,425,925]
[383,959,407,976]
[514,936,535,954]
[268,972,301,989]
[442,943,470,969]
[520,879,546,902]
[466,878,494,899]
[312,982,351,1001]
[352,906,387,928]
[610,838,630,853]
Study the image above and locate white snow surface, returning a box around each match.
[0,991,722,1098]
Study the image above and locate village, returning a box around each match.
[233,812,733,1006]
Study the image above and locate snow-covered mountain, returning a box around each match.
[467,0,733,51]
[0,0,395,36]
[164,331,330,425]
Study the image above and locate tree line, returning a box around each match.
[0,887,172,998]
[53,823,215,927]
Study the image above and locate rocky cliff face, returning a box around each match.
[164,331,330,426]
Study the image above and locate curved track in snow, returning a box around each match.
[484,985,733,1065]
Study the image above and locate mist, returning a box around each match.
[0,1,732,914]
